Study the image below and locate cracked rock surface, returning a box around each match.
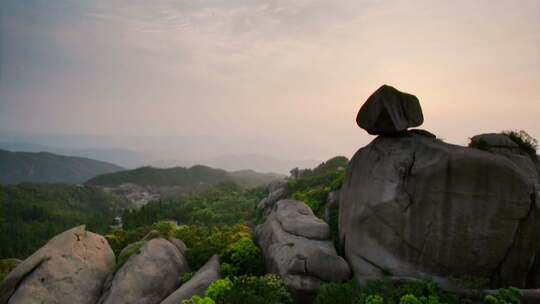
[339,131,540,288]
[255,199,350,303]
[0,225,115,304]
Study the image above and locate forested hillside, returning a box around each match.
[0,149,123,184]
[86,165,283,189]
[0,184,131,259]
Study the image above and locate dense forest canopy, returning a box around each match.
[0,184,130,259]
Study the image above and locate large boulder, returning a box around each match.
[356,85,424,135]
[256,199,350,303]
[98,238,190,304]
[160,255,221,304]
[340,131,540,289]
[0,226,115,304]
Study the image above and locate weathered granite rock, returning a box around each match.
[98,238,190,304]
[356,85,424,135]
[257,181,287,214]
[470,133,539,183]
[256,200,350,303]
[0,226,115,304]
[471,133,520,149]
[276,200,330,240]
[168,238,188,255]
[340,131,540,288]
[322,191,340,224]
[160,255,221,304]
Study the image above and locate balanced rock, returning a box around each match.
[256,199,350,303]
[160,255,221,304]
[357,85,424,135]
[0,226,115,304]
[339,131,540,289]
[98,238,190,304]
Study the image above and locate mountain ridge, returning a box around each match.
[0,149,124,185]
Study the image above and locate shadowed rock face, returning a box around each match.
[356,85,424,135]
[98,238,190,304]
[0,226,115,304]
[160,255,221,304]
[340,131,540,289]
[256,199,350,303]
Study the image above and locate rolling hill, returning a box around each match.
[86,165,284,189]
[0,149,124,184]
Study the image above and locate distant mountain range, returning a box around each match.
[0,142,150,169]
[86,165,284,189]
[149,154,320,175]
[0,142,319,174]
[0,149,124,184]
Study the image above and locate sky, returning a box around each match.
[1,0,539,161]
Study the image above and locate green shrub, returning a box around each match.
[292,186,329,214]
[182,295,216,304]
[355,279,462,304]
[220,237,264,277]
[173,224,252,270]
[314,281,356,304]
[105,226,155,256]
[206,275,293,304]
[151,220,178,237]
[363,295,384,304]
[504,130,538,161]
[206,278,233,302]
[180,272,194,284]
[0,259,20,282]
[115,240,146,271]
[469,138,491,152]
[400,294,421,304]
[483,287,521,304]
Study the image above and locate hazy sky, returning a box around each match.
[1,0,539,160]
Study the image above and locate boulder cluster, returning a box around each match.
[341,84,540,289]
[0,226,221,304]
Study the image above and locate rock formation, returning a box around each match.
[0,226,115,304]
[98,238,190,304]
[356,84,424,135]
[257,180,287,215]
[160,255,221,304]
[256,199,350,303]
[341,86,540,289]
